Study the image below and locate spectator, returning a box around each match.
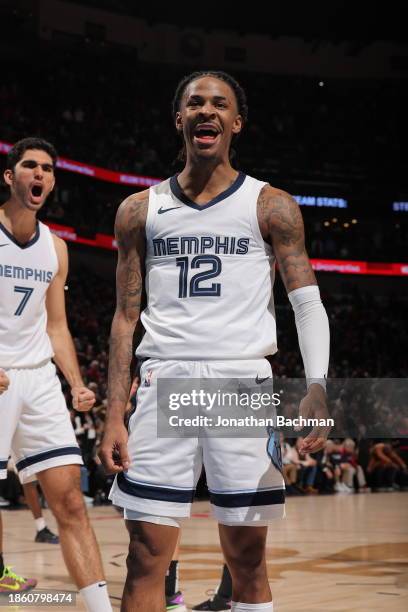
[341,438,369,492]
[367,442,408,491]
[280,435,302,495]
[325,440,353,493]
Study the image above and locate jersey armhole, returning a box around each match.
[144,180,169,242]
[42,223,59,279]
[141,187,151,242]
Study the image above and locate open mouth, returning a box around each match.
[193,125,220,145]
[30,184,43,202]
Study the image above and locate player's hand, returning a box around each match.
[71,386,96,412]
[0,369,10,395]
[98,421,130,474]
[296,384,331,454]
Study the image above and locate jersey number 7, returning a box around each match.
[14,286,34,316]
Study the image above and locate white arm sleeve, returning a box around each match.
[288,285,330,390]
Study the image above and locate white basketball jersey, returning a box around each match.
[136,172,278,360]
[0,221,58,368]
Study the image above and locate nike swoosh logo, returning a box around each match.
[0,244,8,247]
[1,582,25,591]
[158,206,182,214]
[255,375,270,384]
[98,582,107,588]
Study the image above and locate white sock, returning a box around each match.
[35,518,46,532]
[231,602,273,611]
[80,581,112,612]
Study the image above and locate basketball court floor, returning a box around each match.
[2,493,407,611]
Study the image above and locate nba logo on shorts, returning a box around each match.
[143,369,153,387]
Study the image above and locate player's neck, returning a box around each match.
[0,198,38,242]
[178,160,238,201]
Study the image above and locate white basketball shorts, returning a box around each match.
[0,360,82,483]
[109,358,285,524]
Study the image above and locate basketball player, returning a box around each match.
[100,71,330,612]
[0,138,112,611]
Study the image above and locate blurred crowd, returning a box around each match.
[1,54,405,184]
[281,436,408,496]
[1,49,407,261]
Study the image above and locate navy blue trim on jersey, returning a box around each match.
[117,472,195,503]
[0,460,8,471]
[16,446,82,472]
[0,221,40,249]
[170,172,246,210]
[209,487,285,508]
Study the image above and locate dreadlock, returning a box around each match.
[172,70,248,165]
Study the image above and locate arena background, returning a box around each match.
[0,1,407,611]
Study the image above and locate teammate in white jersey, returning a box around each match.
[100,72,330,612]
[0,138,112,611]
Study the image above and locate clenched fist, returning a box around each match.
[71,386,96,412]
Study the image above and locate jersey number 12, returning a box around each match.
[176,255,221,298]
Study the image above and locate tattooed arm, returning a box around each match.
[258,185,330,453]
[99,191,148,473]
[257,184,316,292]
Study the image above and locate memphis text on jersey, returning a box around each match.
[152,235,250,257]
[0,264,53,283]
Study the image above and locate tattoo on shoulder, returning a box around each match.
[257,185,316,291]
[115,194,149,253]
[257,185,303,244]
